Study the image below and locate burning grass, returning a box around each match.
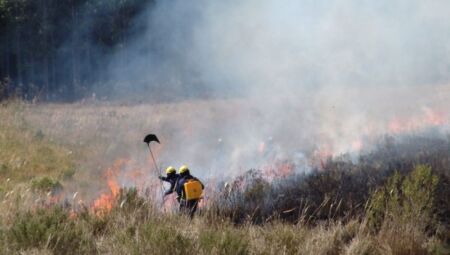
[0,177,447,254]
[0,100,449,254]
[1,146,448,254]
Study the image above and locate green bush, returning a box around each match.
[367,165,439,232]
[61,167,76,180]
[115,188,147,213]
[31,177,63,193]
[402,165,439,222]
[7,206,95,254]
[0,163,7,174]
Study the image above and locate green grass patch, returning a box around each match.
[0,103,76,183]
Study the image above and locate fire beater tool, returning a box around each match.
[143,134,161,176]
[143,134,166,197]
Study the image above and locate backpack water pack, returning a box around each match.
[183,179,203,200]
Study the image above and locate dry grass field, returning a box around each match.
[0,95,449,254]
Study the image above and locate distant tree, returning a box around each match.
[0,0,155,101]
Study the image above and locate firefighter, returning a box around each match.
[175,165,204,218]
[158,166,179,197]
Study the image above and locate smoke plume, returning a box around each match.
[104,0,450,176]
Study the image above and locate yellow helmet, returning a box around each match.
[165,166,176,174]
[179,165,189,174]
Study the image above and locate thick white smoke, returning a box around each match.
[106,0,450,177]
[114,0,450,90]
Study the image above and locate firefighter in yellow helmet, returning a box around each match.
[158,166,179,197]
[175,165,204,218]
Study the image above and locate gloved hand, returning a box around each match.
[158,176,164,180]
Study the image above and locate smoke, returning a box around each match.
[103,0,450,176]
[108,0,450,91]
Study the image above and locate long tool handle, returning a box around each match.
[147,145,165,197]
[148,145,161,176]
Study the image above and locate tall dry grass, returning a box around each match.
[0,101,449,254]
[0,186,446,255]
[0,164,448,254]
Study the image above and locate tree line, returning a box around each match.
[0,0,154,101]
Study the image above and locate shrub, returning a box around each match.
[402,165,439,223]
[211,135,450,226]
[115,187,147,213]
[366,172,402,231]
[7,206,95,254]
[60,167,76,180]
[367,165,439,232]
[0,164,7,174]
[106,187,154,227]
[31,177,63,193]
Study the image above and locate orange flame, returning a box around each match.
[258,142,266,154]
[351,139,363,151]
[258,160,296,183]
[92,159,128,215]
[388,108,447,134]
[424,108,446,126]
